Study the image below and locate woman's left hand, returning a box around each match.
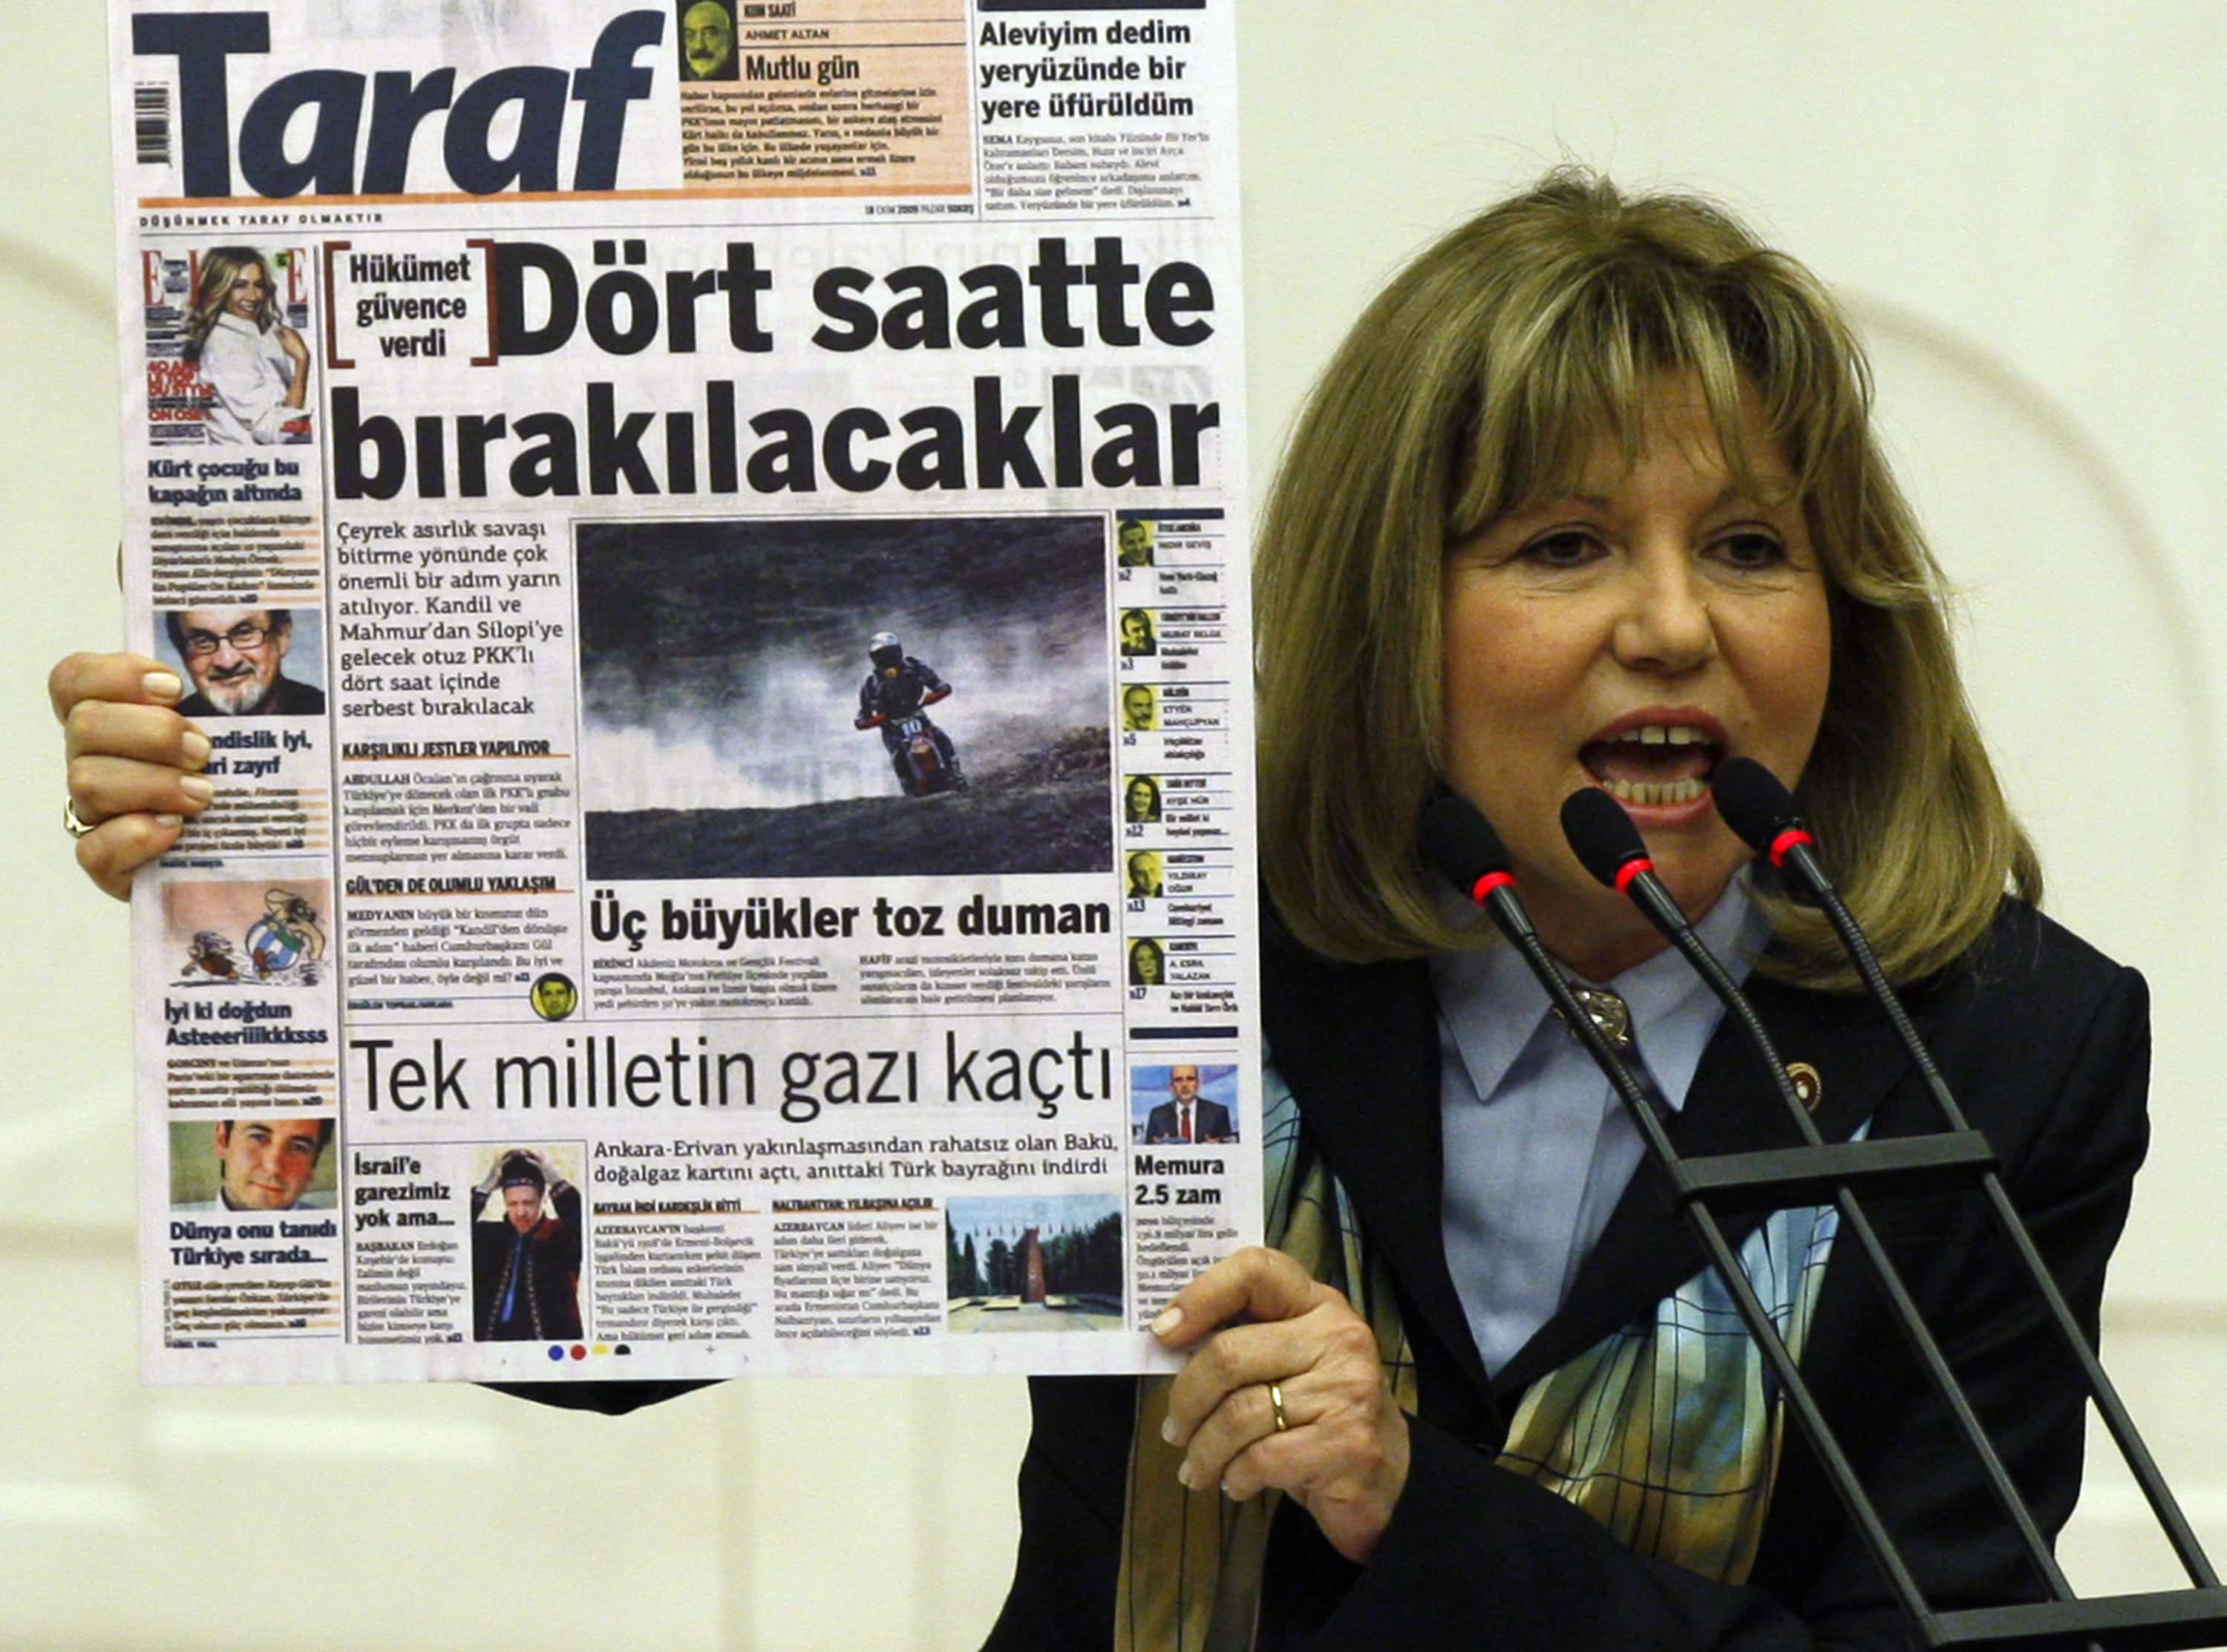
[1154,1246,1410,1564]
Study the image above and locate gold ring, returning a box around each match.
[1269,1381,1289,1432]
[62,797,97,840]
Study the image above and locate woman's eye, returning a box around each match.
[1520,529,1601,568]
[1713,531,1785,569]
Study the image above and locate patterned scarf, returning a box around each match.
[1114,1063,1845,1649]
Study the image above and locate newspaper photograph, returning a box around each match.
[111,0,1255,1385]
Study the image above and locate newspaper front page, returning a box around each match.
[111,0,1255,1384]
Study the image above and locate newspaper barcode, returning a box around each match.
[132,82,170,166]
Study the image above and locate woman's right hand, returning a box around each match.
[51,651,215,899]
[275,323,309,367]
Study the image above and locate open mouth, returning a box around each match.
[1578,722,1722,809]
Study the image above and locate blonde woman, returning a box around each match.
[995,174,2145,1650]
[183,246,310,445]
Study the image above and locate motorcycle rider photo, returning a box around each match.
[854,631,965,796]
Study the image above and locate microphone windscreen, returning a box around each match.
[1710,757,1798,854]
[1560,787,1649,888]
[1419,793,1511,891]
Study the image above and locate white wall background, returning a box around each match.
[3,3,2219,1645]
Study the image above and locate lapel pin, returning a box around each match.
[1786,1061,1822,1112]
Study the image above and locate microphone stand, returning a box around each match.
[1423,790,2227,1651]
[1551,785,2227,1652]
[1707,772,2226,1650]
[1442,856,1946,1627]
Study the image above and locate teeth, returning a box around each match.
[1609,725,1709,746]
[1602,777,1708,807]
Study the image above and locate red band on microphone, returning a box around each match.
[1612,856,1653,895]
[1470,871,1515,906]
[1768,827,1815,869]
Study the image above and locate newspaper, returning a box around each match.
[111,0,1255,1384]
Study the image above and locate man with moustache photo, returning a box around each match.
[164,607,326,717]
[678,0,737,80]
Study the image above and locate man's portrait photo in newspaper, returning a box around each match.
[169,1118,337,1212]
[677,0,737,81]
[1115,517,1154,567]
[159,606,327,718]
[470,1148,584,1343]
[178,246,313,445]
[576,514,1113,879]
[944,1194,1123,1333]
[1120,684,1157,733]
[1131,1062,1238,1146]
[1125,850,1163,899]
[1118,609,1157,657]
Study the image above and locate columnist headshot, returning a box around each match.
[1128,937,1165,988]
[1119,609,1157,658]
[1124,774,1162,825]
[471,1148,584,1343]
[678,0,737,80]
[1121,684,1158,733]
[1140,1063,1236,1145]
[1125,850,1163,899]
[163,606,327,717]
[183,246,310,445]
[171,1117,336,1212]
[1116,518,1154,567]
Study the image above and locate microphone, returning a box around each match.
[1559,788,1689,937]
[1417,793,1673,1155]
[1416,793,1525,935]
[1709,755,1828,896]
[1558,787,1791,1088]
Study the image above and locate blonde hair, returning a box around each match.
[1256,170,2037,989]
[183,246,278,364]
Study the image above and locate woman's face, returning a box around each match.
[223,262,269,321]
[1126,779,1155,818]
[1134,945,1162,983]
[1439,378,1832,980]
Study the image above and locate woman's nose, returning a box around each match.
[1612,556,1716,672]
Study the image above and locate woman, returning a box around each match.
[53,173,2147,1648]
[988,174,2147,1649]
[183,246,311,445]
[1125,774,1163,825]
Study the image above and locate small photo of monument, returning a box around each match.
[944,1193,1123,1333]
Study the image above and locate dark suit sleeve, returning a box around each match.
[1285,963,2152,1652]
[983,1376,1134,1650]
[551,1178,586,1278]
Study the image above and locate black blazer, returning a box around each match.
[986,901,2150,1650]
[1144,1096,1237,1144]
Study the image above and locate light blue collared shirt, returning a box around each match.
[1430,878,1770,1376]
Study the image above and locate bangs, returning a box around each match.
[1446,242,1870,547]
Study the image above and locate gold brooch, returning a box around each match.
[1556,985,1633,1051]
